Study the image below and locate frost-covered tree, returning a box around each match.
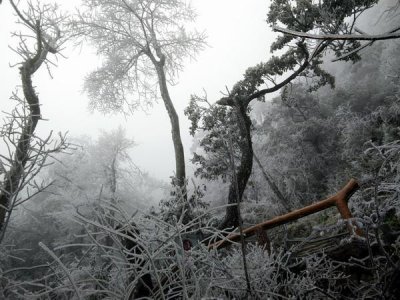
[90,127,136,201]
[0,0,69,240]
[48,128,150,211]
[72,0,206,193]
[187,0,400,230]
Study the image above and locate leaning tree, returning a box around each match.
[187,0,400,230]
[72,0,206,196]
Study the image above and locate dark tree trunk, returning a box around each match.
[215,47,315,230]
[219,99,253,230]
[0,57,42,235]
[154,58,187,199]
[118,224,154,299]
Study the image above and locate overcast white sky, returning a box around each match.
[0,0,276,181]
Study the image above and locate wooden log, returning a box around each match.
[209,179,360,250]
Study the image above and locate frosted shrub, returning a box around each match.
[1,181,399,299]
[201,244,345,299]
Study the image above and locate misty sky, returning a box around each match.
[0,0,276,181]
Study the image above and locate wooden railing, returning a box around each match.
[209,179,361,250]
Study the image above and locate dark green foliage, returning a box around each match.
[185,95,243,182]
[266,0,380,90]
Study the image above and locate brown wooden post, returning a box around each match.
[335,179,363,236]
[336,198,362,236]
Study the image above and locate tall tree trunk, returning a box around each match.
[154,59,186,199]
[219,99,253,230]
[0,58,42,235]
[104,156,117,247]
[0,17,52,238]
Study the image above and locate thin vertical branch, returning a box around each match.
[253,152,291,212]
